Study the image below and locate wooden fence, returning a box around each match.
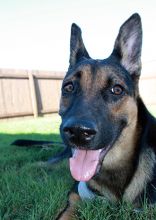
[0,67,156,119]
[0,69,64,118]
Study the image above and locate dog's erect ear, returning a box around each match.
[69,23,90,68]
[112,13,142,78]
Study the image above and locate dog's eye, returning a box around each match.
[63,82,74,93]
[111,85,123,95]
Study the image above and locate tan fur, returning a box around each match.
[123,148,156,203]
[103,97,138,169]
[57,193,80,220]
[79,65,93,93]
[88,179,118,202]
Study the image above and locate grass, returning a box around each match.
[0,115,73,219]
[0,110,156,220]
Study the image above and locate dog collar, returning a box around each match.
[78,181,96,200]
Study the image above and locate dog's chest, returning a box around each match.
[87,164,134,202]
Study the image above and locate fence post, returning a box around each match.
[28,71,38,117]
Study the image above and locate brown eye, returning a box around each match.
[63,82,74,93]
[111,85,123,95]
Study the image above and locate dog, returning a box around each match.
[56,13,156,219]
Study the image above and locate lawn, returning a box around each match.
[0,114,73,220]
[0,111,156,220]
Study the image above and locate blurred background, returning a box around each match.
[0,0,156,119]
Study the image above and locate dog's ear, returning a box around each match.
[112,13,142,79]
[69,23,90,68]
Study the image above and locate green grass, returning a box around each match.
[0,112,156,220]
[0,115,73,219]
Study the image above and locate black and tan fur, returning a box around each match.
[57,13,156,219]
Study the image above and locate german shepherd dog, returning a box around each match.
[56,13,156,219]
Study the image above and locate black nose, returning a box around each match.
[63,119,97,145]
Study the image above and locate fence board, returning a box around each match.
[0,78,33,118]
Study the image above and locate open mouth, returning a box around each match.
[68,120,126,182]
[69,146,111,182]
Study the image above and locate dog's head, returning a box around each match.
[59,13,142,182]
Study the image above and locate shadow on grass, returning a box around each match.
[0,132,65,169]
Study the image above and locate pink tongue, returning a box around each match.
[69,149,102,182]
